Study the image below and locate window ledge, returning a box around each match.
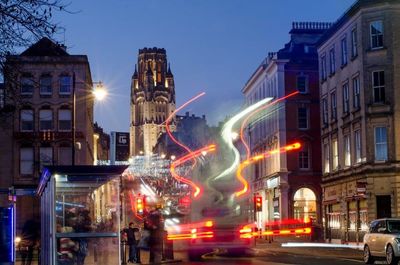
[351,107,361,114]
[367,47,387,53]
[341,113,350,119]
[340,63,348,69]
[350,55,358,61]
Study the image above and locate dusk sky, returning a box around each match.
[53,0,355,133]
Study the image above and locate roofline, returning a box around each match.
[36,165,128,196]
[242,59,266,94]
[317,0,399,47]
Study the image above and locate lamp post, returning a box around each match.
[72,72,107,165]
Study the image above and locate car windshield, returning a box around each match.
[387,221,400,233]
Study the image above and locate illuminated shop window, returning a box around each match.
[293,188,316,222]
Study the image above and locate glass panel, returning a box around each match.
[60,76,72,94]
[59,109,71,131]
[21,76,34,94]
[293,188,316,222]
[40,110,53,130]
[40,76,52,95]
[55,174,120,264]
[20,148,34,175]
[21,109,34,131]
[56,237,119,265]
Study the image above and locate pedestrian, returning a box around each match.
[145,205,163,264]
[20,219,39,265]
[73,209,91,265]
[124,222,141,263]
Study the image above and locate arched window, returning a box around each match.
[293,188,317,222]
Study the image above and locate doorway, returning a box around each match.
[376,195,391,218]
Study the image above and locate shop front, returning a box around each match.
[323,180,368,243]
[36,165,127,265]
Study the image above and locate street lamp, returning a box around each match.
[72,73,107,165]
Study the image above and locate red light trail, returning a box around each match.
[235,142,301,197]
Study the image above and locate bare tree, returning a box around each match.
[0,0,70,122]
[0,0,70,76]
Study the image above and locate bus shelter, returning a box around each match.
[37,165,128,265]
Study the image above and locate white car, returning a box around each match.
[364,218,400,265]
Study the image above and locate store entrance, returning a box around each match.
[376,195,391,218]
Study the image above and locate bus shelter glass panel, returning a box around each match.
[55,174,120,265]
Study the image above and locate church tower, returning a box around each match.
[130,47,176,156]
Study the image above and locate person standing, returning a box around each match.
[146,206,163,264]
[20,219,39,265]
[125,222,140,263]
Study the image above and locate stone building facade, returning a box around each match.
[242,22,330,231]
[130,48,176,156]
[317,0,400,243]
[0,37,95,234]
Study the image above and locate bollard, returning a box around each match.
[163,231,174,260]
[121,240,127,265]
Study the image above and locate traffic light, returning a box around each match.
[255,196,262,212]
[136,195,145,215]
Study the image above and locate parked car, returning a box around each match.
[363,218,400,264]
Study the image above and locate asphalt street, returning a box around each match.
[178,252,365,265]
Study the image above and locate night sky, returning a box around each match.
[52,0,355,133]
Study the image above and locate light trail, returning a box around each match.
[213,97,273,181]
[282,242,363,250]
[165,92,206,168]
[240,91,300,159]
[235,142,301,197]
[170,144,217,198]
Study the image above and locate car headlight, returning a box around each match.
[394,238,400,245]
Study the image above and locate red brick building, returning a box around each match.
[242,22,330,230]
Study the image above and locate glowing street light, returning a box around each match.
[92,82,107,101]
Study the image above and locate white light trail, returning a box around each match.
[213,97,273,180]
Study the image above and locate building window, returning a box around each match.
[355,130,361,163]
[341,37,348,66]
[322,98,328,125]
[329,48,335,75]
[297,75,308,93]
[321,54,327,80]
[39,109,53,130]
[293,188,316,221]
[373,71,385,103]
[59,146,72,165]
[58,109,71,131]
[20,109,34,131]
[298,107,308,129]
[351,28,358,57]
[324,143,330,173]
[299,143,309,169]
[370,20,383,49]
[40,75,52,95]
[20,147,34,175]
[21,74,34,95]
[59,75,72,95]
[39,146,53,170]
[353,77,360,109]
[331,92,337,120]
[344,135,351,166]
[374,127,388,161]
[332,139,338,170]
[343,83,349,114]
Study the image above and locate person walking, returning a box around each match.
[125,222,140,263]
[146,206,163,264]
[20,219,39,265]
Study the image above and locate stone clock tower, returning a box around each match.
[130,47,176,156]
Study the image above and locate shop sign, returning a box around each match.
[356,182,367,195]
[265,177,279,189]
[324,185,339,201]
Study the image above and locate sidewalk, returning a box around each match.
[253,240,363,260]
